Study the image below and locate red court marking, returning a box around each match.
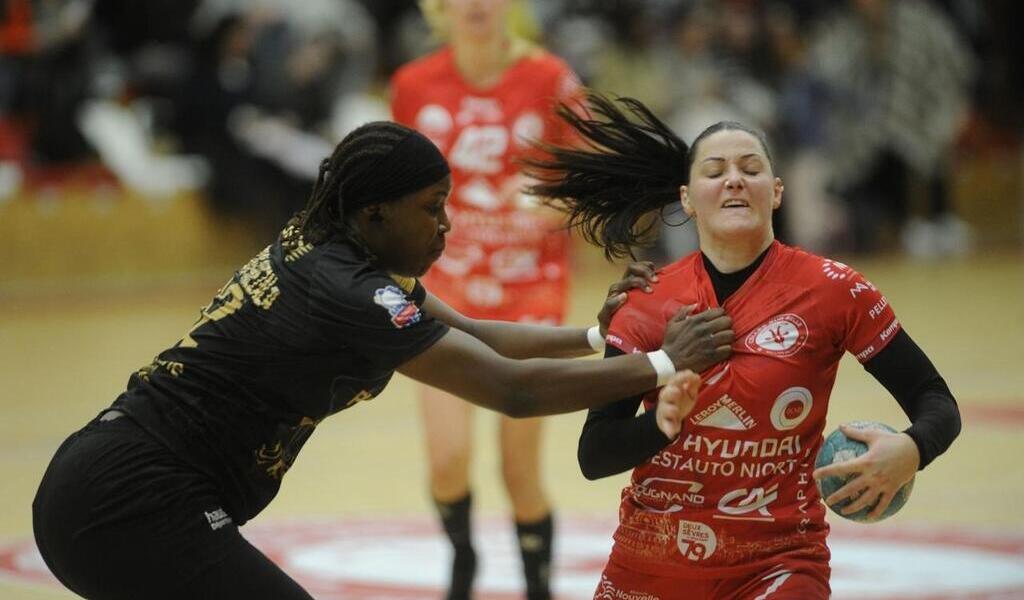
[962,402,1024,426]
[4,517,1024,599]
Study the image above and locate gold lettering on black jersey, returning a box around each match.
[254,416,321,480]
[179,247,279,349]
[238,246,280,309]
[389,275,417,294]
[345,389,375,408]
[280,224,314,263]
[136,358,185,381]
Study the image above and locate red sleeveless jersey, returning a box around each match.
[391,47,582,321]
[605,241,902,578]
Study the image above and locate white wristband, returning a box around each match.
[586,326,606,352]
[646,349,676,387]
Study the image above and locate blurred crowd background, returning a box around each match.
[1,0,1021,273]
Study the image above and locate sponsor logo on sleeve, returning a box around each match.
[744,314,808,357]
[855,345,876,361]
[857,318,901,361]
[822,259,852,280]
[880,318,900,342]
[868,296,889,320]
[849,280,878,298]
[373,285,422,329]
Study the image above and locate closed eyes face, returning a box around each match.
[679,129,783,242]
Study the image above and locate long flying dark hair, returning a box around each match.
[523,92,773,259]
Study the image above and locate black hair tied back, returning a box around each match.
[523,92,691,259]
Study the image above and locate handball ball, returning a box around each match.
[815,421,914,522]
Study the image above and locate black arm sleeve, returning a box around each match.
[577,346,675,480]
[863,329,961,470]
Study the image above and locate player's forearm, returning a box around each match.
[578,409,670,479]
[865,330,961,469]
[423,292,594,359]
[461,319,594,359]
[489,353,658,417]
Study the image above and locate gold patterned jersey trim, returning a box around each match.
[280,224,314,263]
[389,274,417,294]
[254,416,322,480]
[238,246,280,309]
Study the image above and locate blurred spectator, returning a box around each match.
[653,1,781,261]
[175,0,384,235]
[1,0,1015,255]
[809,0,976,257]
[12,0,96,164]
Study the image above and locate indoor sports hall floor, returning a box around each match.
[2,247,1022,599]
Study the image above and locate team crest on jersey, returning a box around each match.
[373,285,422,329]
[744,314,808,357]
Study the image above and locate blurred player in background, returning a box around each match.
[390,2,584,598]
[525,94,961,599]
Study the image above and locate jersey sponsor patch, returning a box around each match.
[744,313,809,357]
[715,484,779,521]
[630,477,705,514]
[689,394,756,430]
[373,285,422,329]
[769,387,814,431]
[676,519,717,561]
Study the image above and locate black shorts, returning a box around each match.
[32,412,311,600]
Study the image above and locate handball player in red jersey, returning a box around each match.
[525,94,961,599]
[391,1,585,598]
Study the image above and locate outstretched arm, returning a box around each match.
[422,262,660,359]
[398,304,727,418]
[398,326,659,417]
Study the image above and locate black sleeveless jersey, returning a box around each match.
[112,227,449,524]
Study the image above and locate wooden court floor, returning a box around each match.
[1,248,1022,599]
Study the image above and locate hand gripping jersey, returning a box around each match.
[391,47,582,322]
[112,226,449,524]
[605,241,902,578]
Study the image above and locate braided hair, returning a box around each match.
[523,92,773,259]
[287,121,415,248]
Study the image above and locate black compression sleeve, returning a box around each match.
[863,329,961,470]
[577,346,674,480]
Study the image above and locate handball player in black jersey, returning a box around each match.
[32,121,734,600]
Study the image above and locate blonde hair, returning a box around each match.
[419,0,541,42]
